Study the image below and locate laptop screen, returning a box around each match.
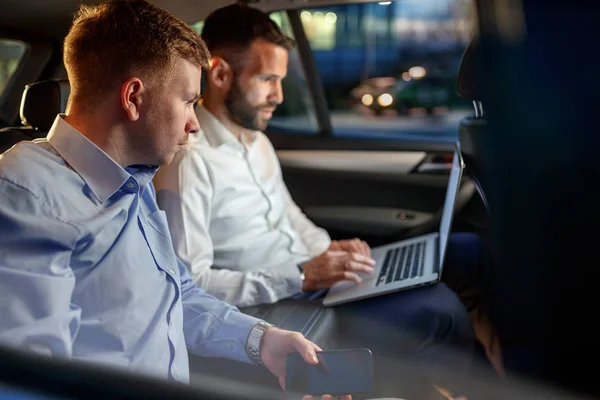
[438,145,464,269]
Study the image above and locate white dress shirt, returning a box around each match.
[154,105,331,308]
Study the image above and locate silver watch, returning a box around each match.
[246,321,274,366]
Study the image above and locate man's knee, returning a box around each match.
[412,284,475,348]
[448,232,482,249]
[336,284,475,351]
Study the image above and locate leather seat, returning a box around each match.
[0,79,70,153]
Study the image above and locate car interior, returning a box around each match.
[1,0,599,399]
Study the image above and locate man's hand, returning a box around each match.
[260,327,320,389]
[329,238,371,257]
[301,250,375,292]
[260,327,351,400]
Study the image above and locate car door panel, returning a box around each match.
[276,147,475,243]
[302,206,434,237]
[276,150,427,174]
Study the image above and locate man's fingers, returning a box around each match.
[326,250,349,257]
[347,238,371,257]
[360,240,371,257]
[312,341,323,353]
[327,250,374,266]
[290,333,319,364]
[346,239,363,254]
[341,271,362,284]
[346,252,376,266]
[344,261,374,274]
[346,239,369,257]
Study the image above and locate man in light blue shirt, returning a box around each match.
[0,0,328,391]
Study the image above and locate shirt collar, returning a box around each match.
[47,115,157,203]
[195,103,259,153]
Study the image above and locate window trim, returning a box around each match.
[285,9,333,137]
[0,27,54,126]
[0,39,27,96]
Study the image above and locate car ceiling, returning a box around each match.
[1,0,376,39]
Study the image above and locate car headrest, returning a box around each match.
[457,37,481,100]
[20,79,70,131]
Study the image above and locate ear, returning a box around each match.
[208,56,233,91]
[120,77,144,121]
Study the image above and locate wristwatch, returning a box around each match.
[246,321,274,366]
[298,264,305,282]
[298,264,306,290]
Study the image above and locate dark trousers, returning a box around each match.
[235,232,488,398]
[331,233,486,397]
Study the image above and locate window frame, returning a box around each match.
[284,9,333,137]
[0,27,54,127]
[0,39,27,96]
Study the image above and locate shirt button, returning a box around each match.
[127,182,135,189]
[169,268,176,275]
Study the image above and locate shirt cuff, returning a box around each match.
[275,261,304,297]
[209,310,263,364]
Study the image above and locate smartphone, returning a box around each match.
[285,348,373,396]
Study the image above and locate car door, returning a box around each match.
[264,2,485,247]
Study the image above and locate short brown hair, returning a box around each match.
[64,0,210,108]
[201,4,294,67]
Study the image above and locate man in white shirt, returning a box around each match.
[155,4,487,383]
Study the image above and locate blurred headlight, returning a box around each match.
[408,66,426,79]
[378,93,393,107]
[362,94,374,106]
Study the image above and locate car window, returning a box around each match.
[0,39,27,97]
[274,0,477,142]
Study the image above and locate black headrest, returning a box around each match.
[457,37,481,100]
[20,79,70,131]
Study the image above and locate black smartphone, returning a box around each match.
[285,348,373,396]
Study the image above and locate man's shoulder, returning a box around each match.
[0,140,65,186]
[0,140,82,206]
[176,130,230,172]
[176,130,218,161]
[254,130,272,144]
[253,131,279,161]
[154,136,213,192]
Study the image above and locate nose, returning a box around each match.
[186,111,200,135]
[268,80,284,105]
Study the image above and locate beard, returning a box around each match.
[225,78,276,131]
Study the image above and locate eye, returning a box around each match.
[184,97,199,106]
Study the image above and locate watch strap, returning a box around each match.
[246,321,274,366]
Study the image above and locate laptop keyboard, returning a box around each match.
[376,240,427,286]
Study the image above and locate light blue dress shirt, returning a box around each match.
[0,115,261,383]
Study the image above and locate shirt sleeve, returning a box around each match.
[154,150,303,308]
[0,178,81,358]
[262,138,332,257]
[178,257,262,363]
[282,182,331,257]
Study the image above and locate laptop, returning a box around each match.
[323,142,465,307]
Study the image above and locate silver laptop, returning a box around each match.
[323,142,465,307]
